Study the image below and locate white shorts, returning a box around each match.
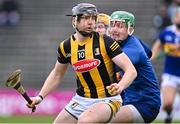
[126,104,144,123]
[65,94,122,119]
[161,73,180,89]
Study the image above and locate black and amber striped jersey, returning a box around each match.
[57,32,122,98]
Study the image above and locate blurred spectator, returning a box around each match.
[153,3,172,31]
[95,13,110,35]
[150,2,172,40]
[167,0,180,19]
[0,0,21,26]
[164,0,173,4]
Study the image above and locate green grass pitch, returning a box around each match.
[0,115,180,123]
[0,115,55,123]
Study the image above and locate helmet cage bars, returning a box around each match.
[110,18,134,35]
[110,11,135,35]
[70,3,98,37]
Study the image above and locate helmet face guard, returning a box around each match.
[110,11,135,28]
[110,11,135,35]
[70,3,98,37]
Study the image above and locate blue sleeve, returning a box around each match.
[123,44,141,65]
[139,39,152,59]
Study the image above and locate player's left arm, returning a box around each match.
[104,35,137,95]
[110,53,137,94]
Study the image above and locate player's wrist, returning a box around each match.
[38,95,44,101]
[32,95,44,104]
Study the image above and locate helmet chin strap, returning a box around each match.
[76,28,92,37]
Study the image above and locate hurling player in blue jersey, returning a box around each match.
[108,11,161,123]
[151,7,180,123]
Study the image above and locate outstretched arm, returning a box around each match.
[27,61,68,108]
[39,61,68,98]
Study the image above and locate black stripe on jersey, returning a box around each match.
[76,76,85,96]
[72,34,76,41]
[78,44,98,98]
[93,33,111,97]
[82,72,98,98]
[76,45,86,97]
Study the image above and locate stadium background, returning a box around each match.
[0,0,179,123]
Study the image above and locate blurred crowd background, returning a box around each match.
[1,0,179,89]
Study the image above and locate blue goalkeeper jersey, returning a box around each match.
[116,35,161,107]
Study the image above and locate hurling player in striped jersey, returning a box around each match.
[27,3,137,123]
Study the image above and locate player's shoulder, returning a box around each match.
[93,31,112,41]
[129,35,139,42]
[164,25,174,31]
[58,36,71,47]
[103,34,115,43]
[94,32,117,46]
[127,35,142,46]
[160,25,175,34]
[131,35,147,46]
[128,36,146,54]
[63,36,71,43]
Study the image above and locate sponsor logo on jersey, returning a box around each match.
[72,59,101,72]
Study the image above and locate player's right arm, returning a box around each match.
[27,61,68,108]
[27,40,69,108]
[39,61,68,98]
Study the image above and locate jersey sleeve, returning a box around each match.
[103,35,122,58]
[138,39,152,59]
[123,45,140,64]
[122,37,146,65]
[57,41,69,64]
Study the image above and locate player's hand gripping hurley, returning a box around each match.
[5,69,36,112]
